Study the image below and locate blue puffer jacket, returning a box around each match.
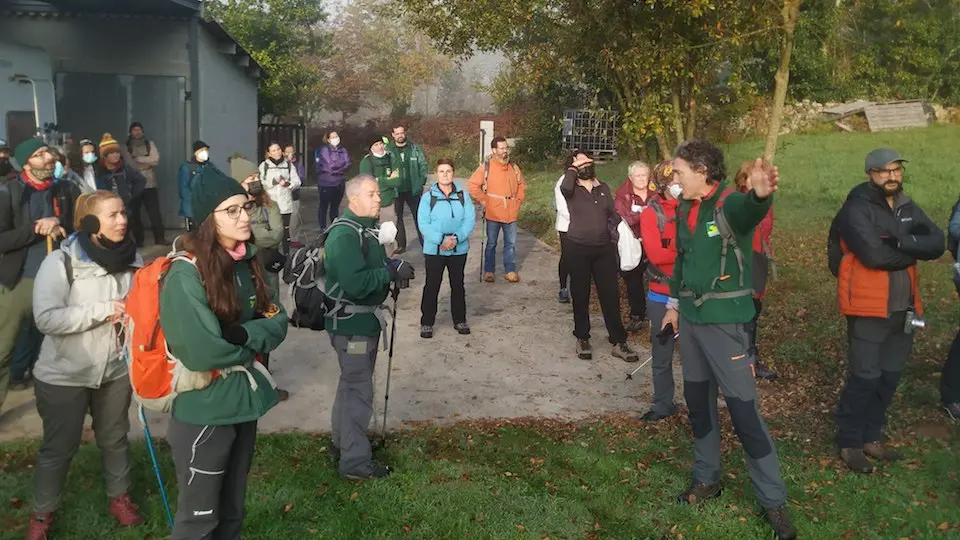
[417,182,475,256]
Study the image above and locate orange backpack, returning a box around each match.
[123,249,218,412]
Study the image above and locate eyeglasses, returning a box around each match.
[215,200,257,220]
[872,165,904,178]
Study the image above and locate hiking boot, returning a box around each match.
[328,444,340,463]
[577,339,592,360]
[342,460,392,480]
[612,342,640,363]
[420,325,434,338]
[454,322,471,335]
[863,441,902,462]
[25,512,54,540]
[558,288,570,303]
[108,493,144,526]
[676,482,722,504]
[754,361,778,381]
[483,272,495,283]
[944,402,960,420]
[504,272,520,283]
[625,315,645,333]
[276,388,290,402]
[839,448,874,474]
[639,409,674,422]
[765,505,797,540]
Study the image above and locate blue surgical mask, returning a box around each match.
[82,153,97,164]
[54,161,64,179]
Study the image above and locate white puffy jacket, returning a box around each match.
[554,175,570,232]
[260,159,302,214]
[32,234,142,388]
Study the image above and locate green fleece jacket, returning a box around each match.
[670,183,773,324]
[322,208,392,336]
[359,153,401,207]
[387,141,428,194]
[160,243,289,425]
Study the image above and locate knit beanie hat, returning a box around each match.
[191,166,248,223]
[193,140,210,153]
[13,138,46,171]
[229,157,258,183]
[99,133,120,155]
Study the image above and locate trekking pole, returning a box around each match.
[479,216,486,282]
[625,332,679,381]
[140,407,174,530]
[381,286,400,445]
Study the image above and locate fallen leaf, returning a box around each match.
[516,524,526,532]
[350,491,359,501]
[283,502,293,513]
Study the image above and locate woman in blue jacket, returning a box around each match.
[417,159,475,338]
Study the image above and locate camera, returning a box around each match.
[904,310,925,334]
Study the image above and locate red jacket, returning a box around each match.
[754,206,774,256]
[614,180,655,237]
[639,195,678,296]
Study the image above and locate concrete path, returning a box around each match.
[0,182,676,442]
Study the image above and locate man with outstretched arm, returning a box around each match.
[660,139,795,540]
[322,174,414,480]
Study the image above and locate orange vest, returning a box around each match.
[837,239,923,318]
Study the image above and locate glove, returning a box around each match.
[386,258,415,282]
[221,323,248,346]
[262,248,286,273]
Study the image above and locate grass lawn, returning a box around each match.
[2,126,960,539]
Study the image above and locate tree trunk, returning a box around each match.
[763,0,802,163]
[656,130,672,159]
[670,89,685,147]
[685,97,697,140]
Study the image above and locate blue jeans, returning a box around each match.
[484,220,517,274]
[11,316,42,381]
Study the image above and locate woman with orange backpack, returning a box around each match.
[26,190,144,538]
[158,166,288,539]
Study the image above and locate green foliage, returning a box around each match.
[204,0,329,118]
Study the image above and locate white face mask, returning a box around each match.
[668,183,683,199]
[376,221,397,245]
[82,153,97,164]
[196,150,209,163]
[330,137,341,147]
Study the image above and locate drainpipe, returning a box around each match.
[188,14,201,149]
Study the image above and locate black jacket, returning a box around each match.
[95,162,146,205]
[560,169,618,247]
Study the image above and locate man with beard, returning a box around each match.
[828,148,944,474]
[387,125,427,253]
[95,134,146,245]
[126,122,166,245]
[0,140,69,412]
[0,139,15,181]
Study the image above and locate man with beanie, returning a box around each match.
[178,141,213,231]
[95,133,146,245]
[387,125,427,254]
[359,137,400,248]
[322,174,414,479]
[126,122,166,244]
[828,148,944,474]
[0,139,15,180]
[0,140,69,412]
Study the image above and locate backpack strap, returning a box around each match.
[482,160,490,193]
[429,188,465,211]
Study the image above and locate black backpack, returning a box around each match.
[948,196,960,261]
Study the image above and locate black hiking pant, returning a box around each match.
[394,191,423,249]
[566,240,626,345]
[558,232,570,290]
[941,329,960,404]
[620,261,647,319]
[137,187,166,243]
[420,254,467,326]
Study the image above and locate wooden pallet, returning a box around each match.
[864,101,928,131]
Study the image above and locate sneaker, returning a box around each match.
[676,482,722,504]
[765,505,798,540]
[454,322,471,335]
[25,512,54,540]
[625,315,645,333]
[558,288,570,303]
[839,448,874,474]
[863,441,902,462]
[504,272,520,283]
[483,272,495,283]
[944,402,960,420]
[420,325,434,338]
[612,342,640,363]
[639,409,674,422]
[276,388,290,402]
[108,493,144,526]
[342,460,392,480]
[754,361,778,381]
[577,339,592,360]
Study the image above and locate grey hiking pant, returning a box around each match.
[32,377,133,513]
[647,301,677,416]
[0,278,34,411]
[329,333,380,476]
[168,417,257,540]
[680,317,787,509]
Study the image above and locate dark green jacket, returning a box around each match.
[387,141,428,194]
[323,208,392,336]
[359,153,400,207]
[160,243,289,425]
[670,183,773,324]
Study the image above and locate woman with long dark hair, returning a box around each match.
[26,190,143,538]
[159,167,288,539]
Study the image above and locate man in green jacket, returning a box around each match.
[387,124,428,253]
[359,137,400,236]
[660,140,796,540]
[323,174,415,479]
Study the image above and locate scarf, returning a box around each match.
[20,171,53,192]
[77,233,138,274]
[225,242,247,261]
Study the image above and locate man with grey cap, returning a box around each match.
[828,148,944,474]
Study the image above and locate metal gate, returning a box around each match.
[561,109,619,158]
[258,122,307,173]
[55,72,187,228]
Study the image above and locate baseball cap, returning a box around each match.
[865,148,908,173]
